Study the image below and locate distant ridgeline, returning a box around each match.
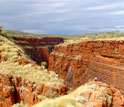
[1,30,124,65]
[1,30,64,65]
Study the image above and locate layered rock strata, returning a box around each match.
[12,37,64,64]
[49,40,124,95]
[2,35,64,65]
[0,73,68,107]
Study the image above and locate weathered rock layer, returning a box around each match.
[49,40,124,95]
[11,36,64,64]
[34,81,124,107]
[0,73,68,107]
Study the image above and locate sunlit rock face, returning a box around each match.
[33,81,124,107]
[49,40,124,95]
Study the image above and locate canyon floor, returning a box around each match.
[0,31,124,107]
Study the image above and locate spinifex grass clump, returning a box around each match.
[0,38,30,62]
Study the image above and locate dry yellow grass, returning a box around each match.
[0,38,64,88]
[57,32,124,46]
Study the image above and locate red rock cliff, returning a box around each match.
[49,40,124,95]
[0,73,68,107]
[12,37,64,65]
[0,38,68,107]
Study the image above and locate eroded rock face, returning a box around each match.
[0,74,15,107]
[0,73,68,107]
[0,56,68,107]
[49,41,124,95]
[12,37,64,64]
[86,81,124,107]
[33,81,124,107]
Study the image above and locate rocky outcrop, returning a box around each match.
[0,73,68,107]
[34,81,124,107]
[49,40,124,95]
[0,74,15,107]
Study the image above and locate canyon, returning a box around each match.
[5,35,64,65]
[0,33,124,107]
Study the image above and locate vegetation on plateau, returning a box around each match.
[2,29,124,46]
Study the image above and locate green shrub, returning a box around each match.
[41,62,47,68]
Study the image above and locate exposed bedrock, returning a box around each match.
[0,73,68,107]
[12,37,64,65]
[0,36,68,107]
[0,74,15,107]
[48,41,124,95]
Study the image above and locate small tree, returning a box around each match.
[41,61,47,68]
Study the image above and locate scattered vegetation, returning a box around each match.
[0,37,30,62]
[32,82,113,107]
[2,30,124,47]
[2,30,67,38]
[58,31,124,46]
[45,88,60,98]
[2,30,124,40]
[12,101,28,107]
[0,37,64,88]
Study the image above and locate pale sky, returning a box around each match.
[0,0,124,35]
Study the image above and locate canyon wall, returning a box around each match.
[0,37,67,107]
[49,40,124,95]
[12,36,64,65]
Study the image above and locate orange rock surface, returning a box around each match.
[33,81,124,107]
[0,73,68,107]
[49,40,124,95]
